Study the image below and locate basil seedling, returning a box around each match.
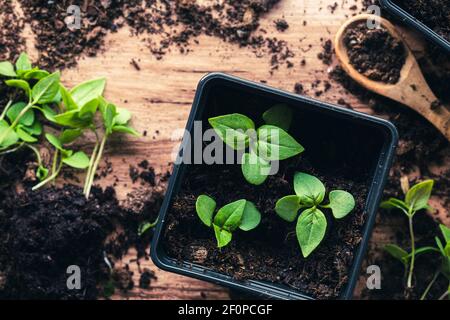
[381,179,434,289]
[275,172,355,258]
[0,53,139,198]
[208,105,304,186]
[196,195,262,248]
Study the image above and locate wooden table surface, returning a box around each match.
[12,0,447,300]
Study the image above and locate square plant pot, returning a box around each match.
[151,73,398,300]
[380,0,450,53]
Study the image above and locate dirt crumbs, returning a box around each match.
[18,0,291,71]
[344,22,406,83]
[0,2,25,61]
[394,0,450,42]
[0,185,120,299]
[164,157,369,300]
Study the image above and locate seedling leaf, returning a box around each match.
[16,126,37,143]
[70,78,106,108]
[62,151,90,169]
[15,53,32,73]
[5,79,31,97]
[380,198,409,214]
[384,244,409,266]
[7,102,34,126]
[405,180,434,212]
[0,120,19,148]
[23,69,49,80]
[112,125,140,136]
[196,195,217,227]
[0,61,16,77]
[208,113,255,150]
[293,172,325,206]
[296,207,327,258]
[262,104,293,131]
[328,190,355,219]
[60,128,83,144]
[257,125,304,161]
[60,84,78,111]
[213,224,232,248]
[114,108,132,125]
[239,201,261,231]
[31,72,60,104]
[440,224,450,243]
[214,199,246,232]
[45,133,63,151]
[241,151,271,185]
[275,195,301,222]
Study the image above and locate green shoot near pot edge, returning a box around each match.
[0,53,139,198]
[196,195,261,248]
[208,104,304,186]
[418,224,450,300]
[275,172,355,258]
[381,179,434,289]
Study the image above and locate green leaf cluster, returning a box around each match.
[0,53,138,198]
[381,180,435,289]
[275,172,355,257]
[196,195,261,248]
[208,105,304,186]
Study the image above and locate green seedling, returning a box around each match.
[208,104,304,186]
[381,179,434,289]
[416,224,450,300]
[195,195,262,248]
[0,52,139,198]
[275,172,355,258]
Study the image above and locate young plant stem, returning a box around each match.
[438,289,449,300]
[0,142,24,155]
[25,144,43,167]
[32,161,62,191]
[407,213,416,289]
[83,130,100,195]
[51,149,59,185]
[420,270,440,300]
[84,133,107,199]
[0,100,13,121]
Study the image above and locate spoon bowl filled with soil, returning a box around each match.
[335,14,450,141]
[151,73,398,300]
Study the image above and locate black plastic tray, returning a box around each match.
[151,73,398,300]
[380,0,450,53]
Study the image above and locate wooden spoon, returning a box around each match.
[335,14,450,141]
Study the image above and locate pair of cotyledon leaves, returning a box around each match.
[208,104,304,186]
[196,195,261,248]
[275,172,355,258]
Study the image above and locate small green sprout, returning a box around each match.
[208,104,304,186]
[0,53,139,198]
[195,195,262,248]
[416,224,450,300]
[381,179,434,289]
[275,172,355,258]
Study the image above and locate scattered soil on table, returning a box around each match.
[0,2,25,61]
[164,157,369,300]
[394,0,450,42]
[343,22,406,84]
[18,0,292,71]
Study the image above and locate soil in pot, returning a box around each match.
[344,21,407,84]
[394,0,450,42]
[162,83,387,299]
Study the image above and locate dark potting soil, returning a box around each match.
[344,22,406,84]
[0,185,120,299]
[394,0,450,42]
[164,157,369,300]
[18,0,291,71]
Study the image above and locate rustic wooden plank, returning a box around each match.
[11,0,447,300]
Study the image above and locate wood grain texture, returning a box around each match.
[10,0,447,300]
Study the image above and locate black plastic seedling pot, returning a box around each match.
[151,73,398,300]
[380,0,450,53]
